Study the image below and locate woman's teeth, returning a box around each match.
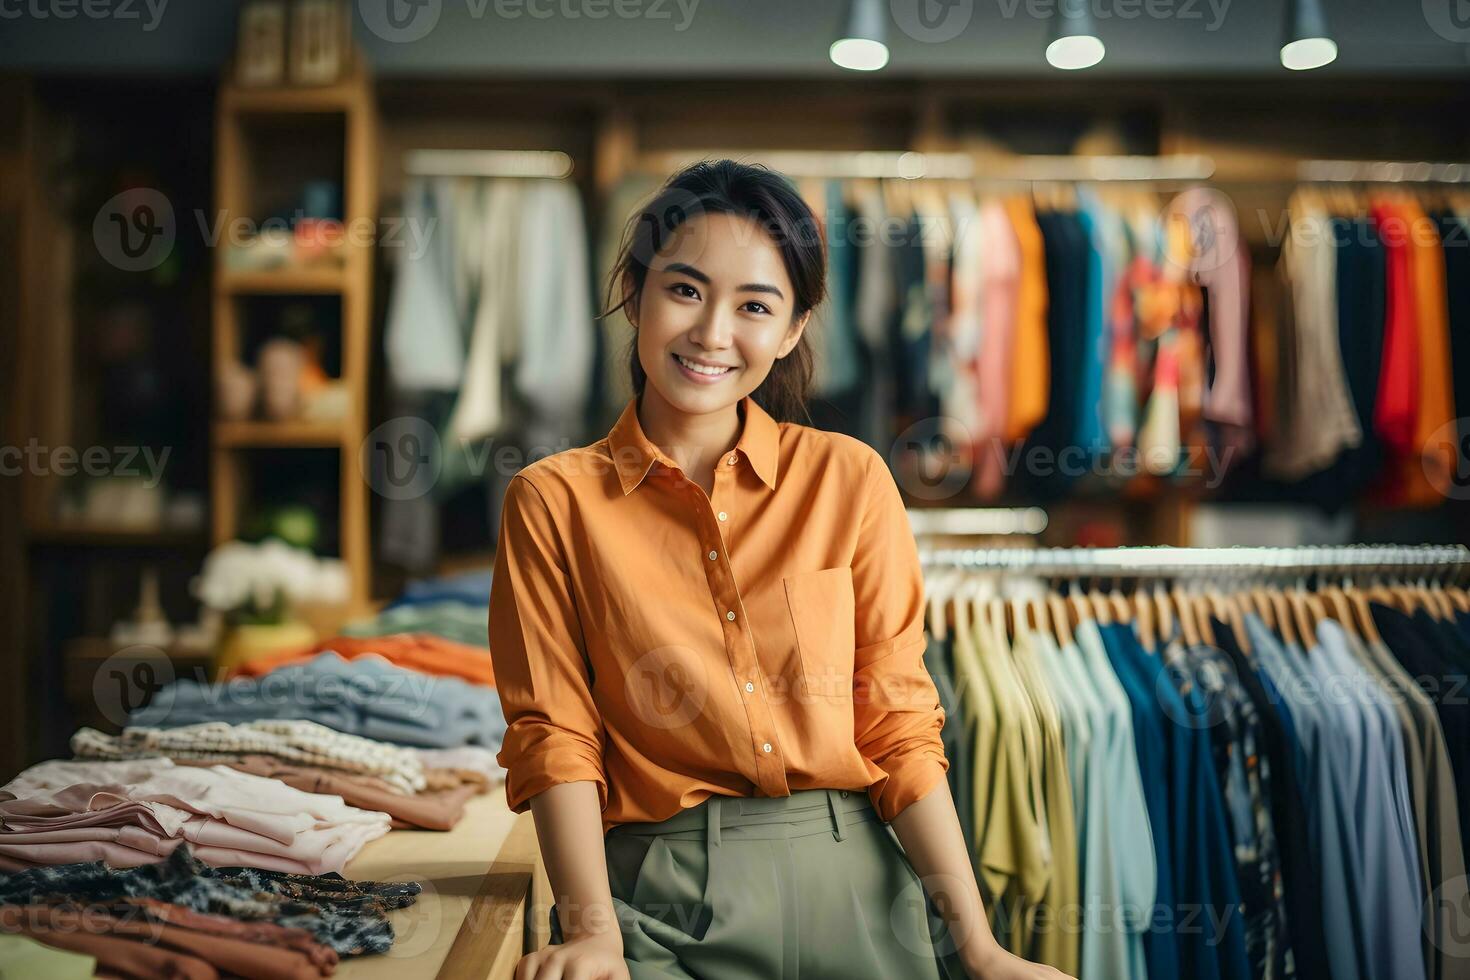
[675,354,733,376]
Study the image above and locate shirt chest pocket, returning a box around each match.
[782,566,856,702]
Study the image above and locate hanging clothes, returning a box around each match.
[1264,194,1362,480]
[917,550,1470,980]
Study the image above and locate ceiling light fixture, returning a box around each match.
[1281,0,1337,70]
[831,0,890,72]
[1046,0,1105,70]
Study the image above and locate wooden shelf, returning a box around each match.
[211,50,378,609]
[220,61,368,116]
[214,419,348,448]
[220,265,347,295]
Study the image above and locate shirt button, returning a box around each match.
[726,455,736,465]
[762,742,772,753]
[718,511,727,521]
[708,550,718,560]
[840,790,849,798]
[726,610,736,621]
[745,681,755,693]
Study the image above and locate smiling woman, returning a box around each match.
[492,159,1072,980]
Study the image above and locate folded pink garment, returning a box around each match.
[0,758,390,873]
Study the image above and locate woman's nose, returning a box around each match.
[687,309,734,349]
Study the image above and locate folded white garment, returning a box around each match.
[0,757,390,874]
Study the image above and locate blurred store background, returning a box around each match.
[2,0,1468,776]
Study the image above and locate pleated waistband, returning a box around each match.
[607,787,879,842]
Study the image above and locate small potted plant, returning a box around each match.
[192,537,349,680]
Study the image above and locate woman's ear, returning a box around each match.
[778,309,811,357]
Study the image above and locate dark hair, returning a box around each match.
[600,158,825,423]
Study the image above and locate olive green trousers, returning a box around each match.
[548,786,966,979]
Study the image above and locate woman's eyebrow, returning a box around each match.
[664,262,785,300]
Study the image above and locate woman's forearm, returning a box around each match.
[528,781,623,944]
[888,778,1004,970]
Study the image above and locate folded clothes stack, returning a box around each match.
[71,719,429,794]
[340,601,491,649]
[0,841,422,975]
[65,721,493,831]
[386,569,492,610]
[227,633,497,688]
[127,651,507,749]
[412,745,504,786]
[0,758,391,875]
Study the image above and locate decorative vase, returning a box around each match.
[213,620,316,682]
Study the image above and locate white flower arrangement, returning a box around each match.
[191,537,350,624]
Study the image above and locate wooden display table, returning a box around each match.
[337,792,551,979]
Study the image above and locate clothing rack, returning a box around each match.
[635,149,1216,183]
[1297,159,1470,183]
[402,149,575,178]
[916,543,1470,580]
[906,506,1048,538]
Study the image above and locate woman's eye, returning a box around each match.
[743,301,771,315]
[671,283,699,299]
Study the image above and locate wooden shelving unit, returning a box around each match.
[210,54,379,611]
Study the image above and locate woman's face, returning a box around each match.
[632,211,809,415]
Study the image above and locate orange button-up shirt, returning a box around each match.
[488,392,949,836]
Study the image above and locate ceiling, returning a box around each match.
[1,0,1467,76]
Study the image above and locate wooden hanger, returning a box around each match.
[1134,583,1158,653]
[1171,582,1201,647]
[1422,577,1452,621]
[1029,593,1056,644]
[1267,584,1300,648]
[1205,586,1230,630]
[1224,589,1253,654]
[1068,578,1092,629]
[1109,580,1133,624]
[1287,580,1320,649]
[1447,580,1470,614]
[1320,582,1361,641]
[1344,577,1388,645]
[926,566,959,641]
[1249,581,1278,631]
[1306,587,1332,631]
[1089,579,1114,625]
[953,580,972,648]
[1195,589,1218,648]
[1047,589,1074,650]
[1008,593,1033,642]
[1153,581,1174,645]
[988,596,1011,651]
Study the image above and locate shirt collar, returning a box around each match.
[607,393,780,495]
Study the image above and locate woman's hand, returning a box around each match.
[516,931,630,980]
[964,944,1078,980]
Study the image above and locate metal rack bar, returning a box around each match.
[1297,159,1470,184]
[403,149,575,178]
[916,544,1470,580]
[636,150,1216,183]
[907,507,1048,537]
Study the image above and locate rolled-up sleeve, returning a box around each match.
[851,452,950,823]
[488,473,609,814]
